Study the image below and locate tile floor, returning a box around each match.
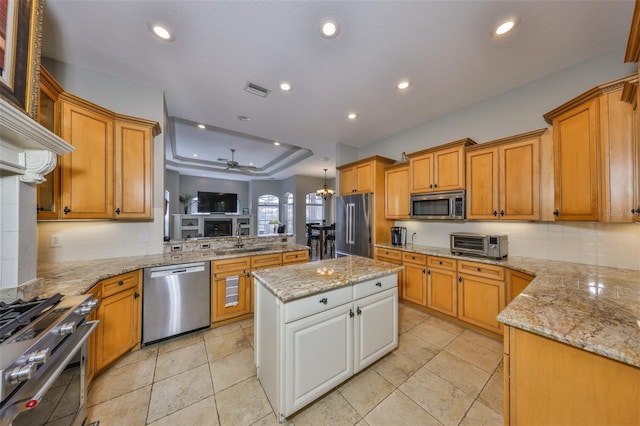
[86,303,504,425]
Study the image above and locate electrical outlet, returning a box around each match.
[138,232,149,242]
[50,234,62,247]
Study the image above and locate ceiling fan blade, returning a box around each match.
[217,157,229,162]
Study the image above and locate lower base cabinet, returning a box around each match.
[255,274,398,421]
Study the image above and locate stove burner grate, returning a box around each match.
[0,294,63,344]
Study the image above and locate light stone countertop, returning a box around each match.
[252,255,404,302]
[376,243,640,369]
[38,243,310,297]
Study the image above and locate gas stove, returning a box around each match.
[0,293,98,425]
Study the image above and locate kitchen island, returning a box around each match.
[253,256,403,422]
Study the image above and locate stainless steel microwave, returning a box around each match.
[410,190,465,220]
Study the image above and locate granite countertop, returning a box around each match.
[252,255,403,302]
[38,243,310,296]
[376,243,640,368]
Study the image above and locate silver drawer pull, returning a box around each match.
[319,298,328,305]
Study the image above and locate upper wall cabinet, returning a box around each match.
[543,75,637,222]
[408,138,476,193]
[384,163,410,219]
[36,68,160,221]
[624,2,640,222]
[466,129,553,221]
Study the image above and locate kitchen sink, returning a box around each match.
[214,246,270,255]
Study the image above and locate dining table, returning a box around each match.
[311,224,334,260]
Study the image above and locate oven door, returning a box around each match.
[1,321,98,426]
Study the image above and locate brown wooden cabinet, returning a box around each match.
[212,257,252,323]
[457,260,505,334]
[401,252,427,306]
[86,284,101,385]
[544,75,636,222]
[506,269,534,304]
[282,250,309,265]
[338,161,376,194]
[374,247,403,287]
[94,271,141,372]
[504,325,640,425]
[408,139,476,193]
[426,256,457,317]
[384,163,410,219]
[466,129,547,221]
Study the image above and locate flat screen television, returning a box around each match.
[197,191,238,214]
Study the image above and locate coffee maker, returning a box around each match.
[391,227,407,246]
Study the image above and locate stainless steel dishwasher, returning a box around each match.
[143,262,211,345]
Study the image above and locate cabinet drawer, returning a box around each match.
[101,271,140,298]
[458,260,504,281]
[212,257,251,274]
[251,253,282,270]
[283,250,309,264]
[402,252,427,265]
[353,274,398,300]
[284,286,352,323]
[374,247,402,262]
[427,256,457,271]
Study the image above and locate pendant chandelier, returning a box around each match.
[316,168,335,200]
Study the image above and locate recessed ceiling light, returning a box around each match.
[237,115,251,121]
[249,162,254,166]
[192,154,198,157]
[320,19,339,39]
[274,142,281,146]
[493,17,519,38]
[149,23,175,41]
[397,80,411,90]
[197,124,205,129]
[347,113,358,120]
[280,82,292,91]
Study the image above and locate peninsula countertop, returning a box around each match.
[38,243,310,297]
[252,255,404,302]
[376,243,640,369]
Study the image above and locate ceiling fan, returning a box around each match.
[217,148,257,172]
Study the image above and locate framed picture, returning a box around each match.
[0,0,44,119]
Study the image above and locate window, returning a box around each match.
[283,192,293,234]
[257,194,279,234]
[305,192,324,224]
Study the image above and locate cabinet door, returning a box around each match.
[385,166,410,218]
[354,162,373,193]
[282,250,309,265]
[427,267,457,317]
[96,285,140,371]
[466,147,499,219]
[410,153,433,193]
[354,288,398,373]
[60,100,114,219]
[212,271,251,322]
[552,99,600,221]
[339,167,355,195]
[506,269,534,304]
[500,138,540,220]
[284,303,353,416]
[402,262,427,306]
[114,121,154,219]
[36,83,60,220]
[433,146,465,191]
[86,284,101,384]
[457,273,505,334]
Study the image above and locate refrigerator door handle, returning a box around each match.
[348,203,355,245]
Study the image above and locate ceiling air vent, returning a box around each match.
[245,82,271,98]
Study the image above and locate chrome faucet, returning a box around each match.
[236,223,243,248]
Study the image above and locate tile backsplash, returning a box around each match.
[397,221,640,271]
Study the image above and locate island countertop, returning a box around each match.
[252,255,403,303]
[376,243,640,369]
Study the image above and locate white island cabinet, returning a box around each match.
[253,256,401,422]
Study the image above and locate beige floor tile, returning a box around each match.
[355,419,371,426]
[216,377,273,426]
[338,369,395,417]
[399,368,474,426]
[458,329,503,354]
[210,347,256,392]
[494,359,504,377]
[408,321,458,349]
[444,336,502,373]
[157,330,204,354]
[85,385,151,426]
[204,328,252,361]
[202,322,243,339]
[88,357,156,406]
[398,305,430,333]
[147,395,219,426]
[109,344,158,370]
[371,351,421,387]
[147,364,214,423]
[291,390,362,426]
[364,390,442,426]
[478,373,504,415]
[251,412,294,425]
[425,316,466,336]
[238,317,254,329]
[396,332,440,366]
[154,341,208,381]
[460,400,503,426]
[243,323,255,347]
[424,351,490,398]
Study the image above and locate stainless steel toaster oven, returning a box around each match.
[450,232,508,259]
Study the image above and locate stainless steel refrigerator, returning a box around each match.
[336,193,373,258]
